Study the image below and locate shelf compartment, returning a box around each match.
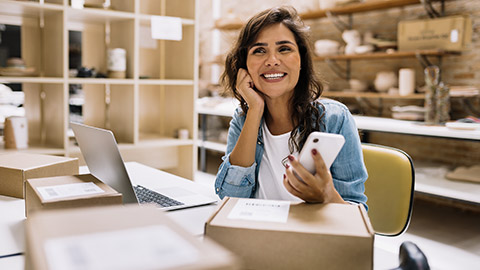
[0,9,65,78]
[139,0,196,19]
[23,83,66,149]
[138,23,195,80]
[70,19,135,79]
[80,84,135,143]
[139,85,194,142]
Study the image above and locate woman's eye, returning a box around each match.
[252,47,266,54]
[279,46,292,53]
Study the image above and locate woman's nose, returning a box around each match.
[265,52,280,66]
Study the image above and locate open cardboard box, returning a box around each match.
[205,197,374,270]
[25,174,123,216]
[0,153,78,198]
[25,204,240,270]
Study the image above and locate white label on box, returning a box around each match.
[450,29,459,43]
[151,16,182,41]
[228,199,290,223]
[44,225,199,270]
[36,182,105,201]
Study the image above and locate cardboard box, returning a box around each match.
[398,15,472,51]
[0,153,79,198]
[205,197,374,270]
[25,174,123,216]
[25,204,240,270]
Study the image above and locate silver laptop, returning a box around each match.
[70,122,217,211]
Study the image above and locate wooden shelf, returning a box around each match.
[314,49,458,61]
[0,0,63,18]
[66,6,135,23]
[300,0,422,20]
[0,77,64,84]
[323,91,425,99]
[138,79,194,86]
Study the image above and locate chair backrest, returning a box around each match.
[362,143,415,236]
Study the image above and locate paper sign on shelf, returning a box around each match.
[36,182,105,201]
[151,16,182,41]
[228,198,290,223]
[44,225,199,270]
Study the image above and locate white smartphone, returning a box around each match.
[293,132,345,174]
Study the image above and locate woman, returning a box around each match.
[214,6,368,208]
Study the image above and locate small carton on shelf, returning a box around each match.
[0,153,79,199]
[25,204,240,270]
[205,197,374,270]
[398,15,472,51]
[25,174,123,217]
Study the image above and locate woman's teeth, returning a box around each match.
[263,73,285,79]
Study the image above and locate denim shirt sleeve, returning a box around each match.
[320,100,369,210]
[214,108,258,199]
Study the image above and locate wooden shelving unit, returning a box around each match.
[300,0,422,19]
[0,0,199,180]
[323,91,425,99]
[314,49,458,61]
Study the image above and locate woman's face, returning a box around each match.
[246,23,301,100]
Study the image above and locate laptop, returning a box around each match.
[70,122,217,211]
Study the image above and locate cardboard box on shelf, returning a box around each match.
[204,197,374,270]
[0,153,79,199]
[25,174,123,216]
[25,204,240,270]
[398,15,472,51]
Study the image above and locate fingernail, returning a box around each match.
[283,174,286,179]
[288,155,294,161]
[312,149,317,155]
[285,164,290,169]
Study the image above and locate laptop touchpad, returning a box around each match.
[156,187,195,197]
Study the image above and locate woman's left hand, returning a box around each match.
[283,149,346,204]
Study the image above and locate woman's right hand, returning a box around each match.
[236,68,265,113]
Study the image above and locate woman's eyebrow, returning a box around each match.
[250,40,295,48]
[276,40,295,45]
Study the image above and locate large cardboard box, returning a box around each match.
[398,15,472,51]
[25,204,240,270]
[25,174,123,216]
[205,197,374,270]
[0,153,78,198]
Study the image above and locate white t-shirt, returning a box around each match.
[255,122,302,202]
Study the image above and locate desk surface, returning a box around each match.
[0,162,399,269]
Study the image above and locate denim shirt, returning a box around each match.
[214,99,368,209]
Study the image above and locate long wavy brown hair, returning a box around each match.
[220,6,324,153]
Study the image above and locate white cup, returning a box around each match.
[399,68,415,96]
[178,129,189,140]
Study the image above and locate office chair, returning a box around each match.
[362,143,415,236]
[362,144,429,269]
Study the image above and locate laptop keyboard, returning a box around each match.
[134,185,184,208]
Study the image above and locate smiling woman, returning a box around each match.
[214,6,368,209]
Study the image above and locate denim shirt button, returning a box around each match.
[257,141,261,145]
[216,187,219,192]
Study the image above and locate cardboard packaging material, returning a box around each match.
[3,116,28,149]
[398,15,472,51]
[0,153,78,199]
[25,174,123,216]
[205,197,374,270]
[25,204,240,270]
